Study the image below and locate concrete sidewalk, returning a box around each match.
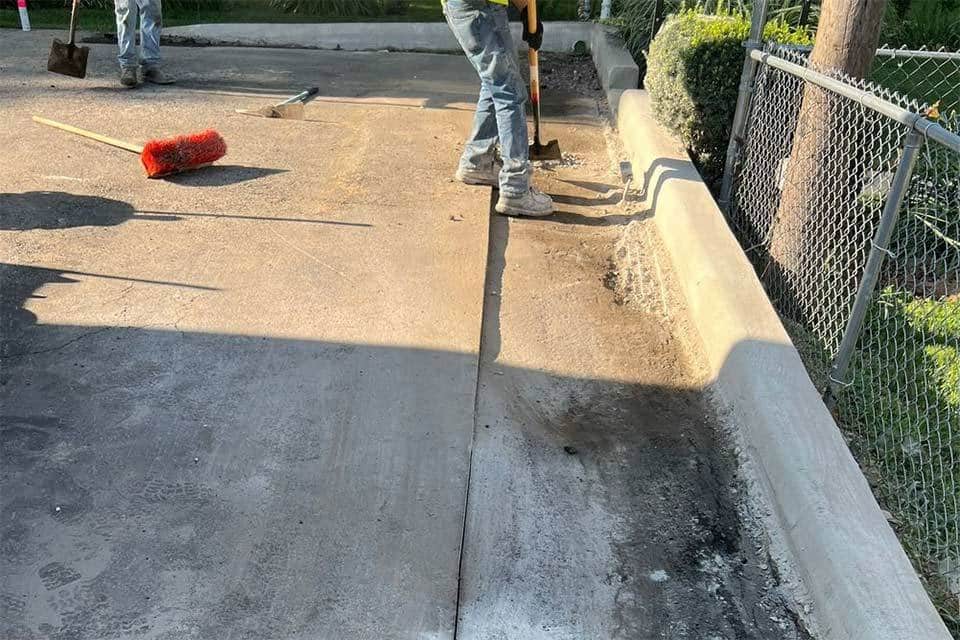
[1,31,808,640]
[1,33,491,640]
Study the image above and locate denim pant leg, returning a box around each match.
[445,0,531,196]
[459,82,498,172]
[138,0,162,67]
[115,0,138,68]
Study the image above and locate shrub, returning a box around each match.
[644,10,811,189]
[881,0,960,49]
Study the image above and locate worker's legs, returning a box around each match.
[445,0,530,197]
[460,82,499,176]
[114,0,139,70]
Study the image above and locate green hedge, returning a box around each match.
[644,10,811,189]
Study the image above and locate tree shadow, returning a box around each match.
[0,192,137,231]
[134,210,373,228]
[0,259,805,640]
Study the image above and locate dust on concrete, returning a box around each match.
[457,51,816,636]
[597,92,818,637]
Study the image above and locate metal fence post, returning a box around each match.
[824,129,925,407]
[718,0,770,211]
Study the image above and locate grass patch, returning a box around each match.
[838,291,960,635]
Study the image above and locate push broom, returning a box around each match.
[33,116,227,178]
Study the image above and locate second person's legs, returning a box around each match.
[139,0,174,83]
[115,0,139,85]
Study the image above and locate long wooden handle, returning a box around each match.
[526,0,542,142]
[67,0,80,46]
[33,116,143,154]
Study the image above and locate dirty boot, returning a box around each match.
[456,161,503,188]
[141,65,175,85]
[495,187,554,217]
[119,66,138,88]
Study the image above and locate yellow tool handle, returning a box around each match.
[32,116,143,154]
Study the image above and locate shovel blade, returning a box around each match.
[48,39,89,79]
[237,102,305,120]
[530,139,562,162]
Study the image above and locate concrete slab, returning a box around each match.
[455,126,809,639]
[1,33,490,640]
[1,29,811,640]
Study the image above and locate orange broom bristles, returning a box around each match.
[140,129,227,178]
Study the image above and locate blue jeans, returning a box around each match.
[444,0,530,196]
[115,0,162,69]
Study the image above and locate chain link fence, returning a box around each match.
[725,44,960,630]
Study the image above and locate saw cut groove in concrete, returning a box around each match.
[1,36,490,640]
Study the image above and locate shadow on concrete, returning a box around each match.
[551,191,622,208]
[0,187,803,640]
[557,178,620,194]
[135,210,373,228]
[162,165,288,187]
[536,209,652,227]
[0,192,137,231]
[0,258,802,640]
[641,157,701,216]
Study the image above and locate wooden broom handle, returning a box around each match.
[32,116,143,154]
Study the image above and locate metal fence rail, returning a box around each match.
[725,45,960,622]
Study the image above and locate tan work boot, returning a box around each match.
[495,187,554,217]
[455,161,503,188]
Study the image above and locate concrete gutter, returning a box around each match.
[616,89,952,640]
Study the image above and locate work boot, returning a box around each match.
[141,65,175,85]
[495,187,554,217]
[119,66,138,88]
[456,161,503,188]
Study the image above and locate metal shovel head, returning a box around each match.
[236,102,305,120]
[48,38,89,79]
[530,138,562,161]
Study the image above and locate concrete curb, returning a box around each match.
[163,21,594,54]
[616,89,951,640]
[588,26,639,118]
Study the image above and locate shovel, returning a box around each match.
[526,0,561,161]
[47,0,89,79]
[236,87,320,120]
